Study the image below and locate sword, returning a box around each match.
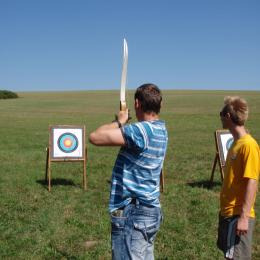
[120,38,128,111]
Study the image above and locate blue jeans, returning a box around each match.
[111,202,162,260]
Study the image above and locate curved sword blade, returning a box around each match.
[120,38,128,111]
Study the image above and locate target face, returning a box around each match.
[216,130,234,166]
[50,126,84,160]
[220,133,234,161]
[57,133,78,153]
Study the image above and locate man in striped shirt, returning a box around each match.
[89,83,168,260]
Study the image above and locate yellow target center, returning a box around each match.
[64,138,72,147]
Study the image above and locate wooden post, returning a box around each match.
[45,147,49,182]
[219,163,225,181]
[48,148,51,191]
[160,169,164,193]
[83,147,87,190]
[45,146,52,191]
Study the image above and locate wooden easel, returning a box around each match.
[209,152,224,184]
[209,129,233,185]
[45,125,87,191]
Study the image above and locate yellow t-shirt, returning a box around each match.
[220,134,260,218]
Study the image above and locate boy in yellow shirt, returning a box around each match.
[217,96,260,260]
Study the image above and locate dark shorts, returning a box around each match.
[217,215,255,260]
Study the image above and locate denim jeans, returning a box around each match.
[111,202,162,260]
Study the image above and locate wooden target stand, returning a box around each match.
[209,129,233,185]
[45,125,87,191]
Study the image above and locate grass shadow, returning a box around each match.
[187,179,222,190]
[37,178,77,188]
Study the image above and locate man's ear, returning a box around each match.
[135,99,140,109]
[225,112,231,120]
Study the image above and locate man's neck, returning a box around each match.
[230,125,247,141]
[139,112,159,122]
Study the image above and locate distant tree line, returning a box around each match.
[0,90,18,99]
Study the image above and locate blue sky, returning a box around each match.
[0,0,259,91]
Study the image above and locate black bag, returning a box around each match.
[217,215,240,258]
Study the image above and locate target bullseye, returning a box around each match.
[64,138,72,147]
[57,133,78,153]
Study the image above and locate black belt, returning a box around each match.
[117,198,136,210]
[130,198,137,205]
[112,199,155,217]
[122,198,154,209]
[112,199,136,216]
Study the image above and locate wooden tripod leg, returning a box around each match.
[160,169,165,193]
[47,148,51,192]
[220,165,224,181]
[209,153,218,186]
[83,160,87,191]
[45,147,49,183]
[82,148,87,190]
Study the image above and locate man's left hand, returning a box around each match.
[236,215,249,236]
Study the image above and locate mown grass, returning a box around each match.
[0,90,259,259]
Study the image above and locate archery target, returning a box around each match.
[52,128,83,158]
[226,137,234,151]
[58,133,78,153]
[220,133,234,161]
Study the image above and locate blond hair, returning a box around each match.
[222,96,248,125]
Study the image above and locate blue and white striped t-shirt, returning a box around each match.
[109,120,168,212]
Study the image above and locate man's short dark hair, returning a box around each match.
[134,83,162,114]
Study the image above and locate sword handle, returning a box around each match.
[120,101,127,111]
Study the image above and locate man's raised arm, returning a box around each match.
[89,109,129,146]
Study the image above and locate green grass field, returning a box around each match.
[0,90,260,259]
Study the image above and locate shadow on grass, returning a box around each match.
[187,179,222,190]
[37,178,77,187]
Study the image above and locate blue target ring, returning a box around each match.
[57,132,78,153]
[226,137,234,151]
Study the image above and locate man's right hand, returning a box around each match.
[117,109,129,126]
